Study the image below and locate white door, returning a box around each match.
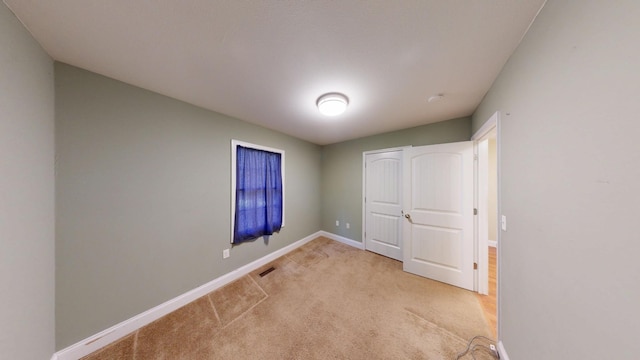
[364,150,403,260]
[402,141,475,290]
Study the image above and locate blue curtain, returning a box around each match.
[233,145,283,244]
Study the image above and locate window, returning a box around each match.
[231,140,285,244]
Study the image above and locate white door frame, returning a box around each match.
[362,146,410,252]
[471,111,501,329]
[474,138,489,295]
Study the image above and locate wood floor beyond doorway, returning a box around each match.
[476,246,497,337]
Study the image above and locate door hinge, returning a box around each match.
[474,262,478,270]
[473,208,478,215]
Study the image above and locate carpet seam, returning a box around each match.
[283,253,298,266]
[285,249,328,269]
[220,291,269,329]
[404,308,468,344]
[247,272,269,298]
[132,331,139,360]
[206,293,223,328]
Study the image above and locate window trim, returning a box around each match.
[231,139,285,244]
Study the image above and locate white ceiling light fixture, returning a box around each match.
[317,93,349,116]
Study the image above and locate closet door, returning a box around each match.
[364,150,403,261]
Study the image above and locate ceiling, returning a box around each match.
[5,0,545,145]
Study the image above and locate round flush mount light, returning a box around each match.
[317,93,349,116]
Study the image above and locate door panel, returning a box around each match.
[403,142,474,290]
[370,213,401,248]
[411,226,462,269]
[413,153,462,213]
[365,151,403,260]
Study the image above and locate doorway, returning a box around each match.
[363,142,476,291]
[362,115,500,334]
[472,112,500,337]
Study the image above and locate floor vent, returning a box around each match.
[259,266,276,277]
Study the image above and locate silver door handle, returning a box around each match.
[404,213,411,220]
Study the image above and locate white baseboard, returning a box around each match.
[319,231,364,249]
[53,231,326,360]
[498,341,510,360]
[488,239,497,247]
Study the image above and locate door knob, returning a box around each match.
[404,213,411,220]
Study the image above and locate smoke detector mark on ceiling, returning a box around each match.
[428,94,444,103]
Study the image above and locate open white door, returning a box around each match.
[402,141,475,290]
[364,150,403,260]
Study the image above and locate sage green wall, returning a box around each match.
[0,2,55,359]
[321,117,471,241]
[472,1,640,358]
[55,63,322,348]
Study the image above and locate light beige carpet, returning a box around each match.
[82,237,494,359]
